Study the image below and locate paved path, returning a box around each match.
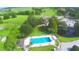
[57,40,79,51]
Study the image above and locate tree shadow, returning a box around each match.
[38,26,53,34]
[68,45,79,51]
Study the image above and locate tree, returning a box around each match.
[49,17,58,34]
[52,17,58,34]
[17,10,34,15]
[24,10,34,15]
[58,21,68,35]
[20,18,33,38]
[57,8,67,16]
[8,10,17,18]
[74,21,79,36]
[3,14,10,19]
[69,9,79,18]
[27,15,42,27]
[69,45,79,51]
[32,8,42,15]
[0,17,3,24]
[11,13,16,18]
[3,8,16,19]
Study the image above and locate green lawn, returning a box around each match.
[29,45,55,51]
[58,35,79,42]
[29,27,47,36]
[14,47,23,51]
[0,42,5,51]
[3,15,28,26]
[0,29,11,36]
[0,15,28,36]
[42,8,57,16]
[0,42,23,51]
[11,7,33,13]
[0,15,29,51]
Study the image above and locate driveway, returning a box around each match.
[57,40,79,51]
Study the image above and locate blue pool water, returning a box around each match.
[31,37,52,44]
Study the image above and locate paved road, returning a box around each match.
[57,40,79,51]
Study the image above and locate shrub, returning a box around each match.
[0,17,3,24]
[3,14,10,19]
[17,10,34,15]
[48,17,59,34]
[11,14,16,18]
[20,22,33,38]
[27,16,42,27]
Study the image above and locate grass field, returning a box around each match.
[11,7,33,13]
[58,35,79,42]
[0,15,28,50]
[0,42,5,51]
[29,45,55,51]
[29,27,46,36]
[3,15,28,26]
[0,15,28,36]
[42,8,57,16]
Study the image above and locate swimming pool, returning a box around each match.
[31,37,52,44]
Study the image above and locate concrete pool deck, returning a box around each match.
[30,35,55,47]
[23,35,57,51]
